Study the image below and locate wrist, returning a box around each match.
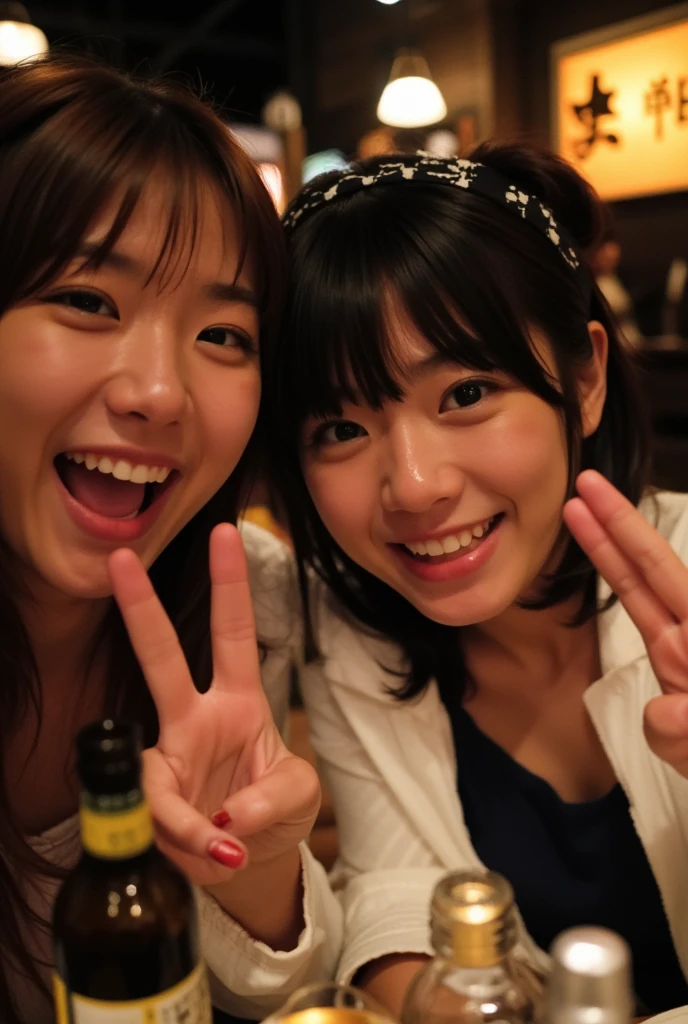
[204,845,305,950]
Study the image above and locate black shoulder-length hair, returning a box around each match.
[264,142,650,703]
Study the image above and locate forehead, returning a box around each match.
[84,171,249,288]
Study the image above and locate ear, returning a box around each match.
[579,320,608,438]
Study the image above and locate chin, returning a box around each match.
[409,585,518,628]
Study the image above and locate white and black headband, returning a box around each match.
[283,155,588,294]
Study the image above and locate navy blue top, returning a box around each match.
[450,707,688,1013]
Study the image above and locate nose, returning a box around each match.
[104,322,188,427]
[381,421,465,514]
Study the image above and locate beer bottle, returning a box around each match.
[52,719,212,1023]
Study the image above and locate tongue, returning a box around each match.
[61,461,146,519]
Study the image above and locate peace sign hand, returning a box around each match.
[564,471,688,778]
[107,524,321,887]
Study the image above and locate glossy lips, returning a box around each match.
[392,513,504,583]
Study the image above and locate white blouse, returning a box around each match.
[12,522,343,1024]
[299,491,688,987]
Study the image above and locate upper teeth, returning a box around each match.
[64,452,171,484]
[404,517,494,557]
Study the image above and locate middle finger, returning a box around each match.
[575,471,688,621]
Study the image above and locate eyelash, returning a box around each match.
[197,326,257,354]
[440,377,498,411]
[45,289,257,353]
[47,288,117,318]
[308,377,499,448]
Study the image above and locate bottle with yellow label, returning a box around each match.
[52,719,212,1024]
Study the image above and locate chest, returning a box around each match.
[464,679,617,802]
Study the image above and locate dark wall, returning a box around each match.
[517,0,688,337]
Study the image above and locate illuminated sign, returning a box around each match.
[552,5,688,200]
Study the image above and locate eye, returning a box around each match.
[441,379,495,412]
[311,420,367,445]
[197,326,257,353]
[48,290,117,317]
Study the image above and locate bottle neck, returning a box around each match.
[431,905,517,969]
[80,786,154,860]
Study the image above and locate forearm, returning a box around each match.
[204,845,304,951]
[354,954,429,1020]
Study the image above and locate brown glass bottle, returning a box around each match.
[52,720,212,1023]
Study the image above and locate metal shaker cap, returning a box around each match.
[548,927,633,1024]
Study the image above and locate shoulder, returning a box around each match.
[306,576,408,703]
[641,489,688,555]
[238,520,300,651]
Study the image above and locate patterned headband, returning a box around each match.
[283,155,588,292]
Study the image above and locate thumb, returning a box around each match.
[219,755,321,840]
[644,693,688,778]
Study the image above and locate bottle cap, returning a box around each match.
[431,871,517,968]
[548,927,633,1024]
[76,720,143,795]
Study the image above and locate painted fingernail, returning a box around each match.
[211,809,231,829]
[208,839,245,869]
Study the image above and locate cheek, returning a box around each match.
[0,313,98,427]
[199,369,261,474]
[473,401,568,508]
[304,462,372,548]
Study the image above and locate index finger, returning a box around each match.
[108,548,196,728]
[574,470,688,621]
[209,524,262,693]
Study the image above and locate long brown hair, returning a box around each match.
[0,53,285,1020]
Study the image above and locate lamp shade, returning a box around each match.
[376,48,447,129]
[0,3,47,65]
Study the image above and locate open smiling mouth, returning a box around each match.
[395,513,504,564]
[54,452,179,522]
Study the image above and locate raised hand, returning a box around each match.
[107,524,321,887]
[563,471,688,778]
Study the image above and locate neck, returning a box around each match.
[16,574,111,695]
[463,592,600,693]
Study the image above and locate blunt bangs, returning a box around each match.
[280,183,590,432]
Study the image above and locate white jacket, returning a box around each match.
[299,491,688,986]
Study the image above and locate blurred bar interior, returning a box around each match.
[8,0,688,490]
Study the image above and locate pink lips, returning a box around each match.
[54,464,178,543]
[391,515,503,583]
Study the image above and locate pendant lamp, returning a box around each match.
[0,3,47,65]
[376,47,447,129]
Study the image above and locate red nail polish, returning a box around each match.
[211,809,231,829]
[209,839,245,869]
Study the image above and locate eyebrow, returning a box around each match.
[74,242,258,306]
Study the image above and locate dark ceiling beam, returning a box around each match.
[29,4,278,60]
[154,0,249,71]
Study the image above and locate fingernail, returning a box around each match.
[208,839,245,869]
[211,809,231,829]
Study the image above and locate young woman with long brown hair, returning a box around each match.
[0,54,341,1023]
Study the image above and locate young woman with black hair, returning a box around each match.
[0,54,341,1023]
[267,147,688,1016]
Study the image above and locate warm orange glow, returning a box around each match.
[554,16,688,200]
[257,163,285,214]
